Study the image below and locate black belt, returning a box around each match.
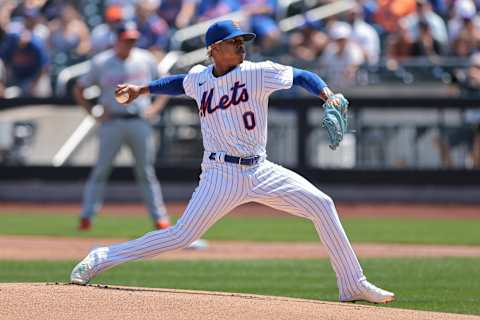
[109,113,141,120]
[209,153,260,166]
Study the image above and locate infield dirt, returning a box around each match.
[1,283,479,320]
[1,235,480,260]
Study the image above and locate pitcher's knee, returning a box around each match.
[320,194,335,208]
[165,223,200,249]
[308,190,334,208]
[305,192,337,219]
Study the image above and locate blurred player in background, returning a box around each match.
[73,21,171,231]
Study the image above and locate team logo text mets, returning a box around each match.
[199,81,249,117]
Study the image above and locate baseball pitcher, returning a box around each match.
[71,20,395,304]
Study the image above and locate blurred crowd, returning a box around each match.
[1,0,480,98]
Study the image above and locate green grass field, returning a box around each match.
[1,211,480,315]
[1,212,480,244]
[0,258,479,315]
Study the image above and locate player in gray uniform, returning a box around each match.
[73,21,170,231]
[71,20,395,304]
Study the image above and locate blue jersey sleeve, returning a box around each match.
[292,68,327,96]
[148,74,187,95]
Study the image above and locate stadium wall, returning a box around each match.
[1,97,480,203]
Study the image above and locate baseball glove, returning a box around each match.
[321,93,349,150]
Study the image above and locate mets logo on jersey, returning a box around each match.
[199,81,249,117]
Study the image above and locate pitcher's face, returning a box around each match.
[211,36,246,64]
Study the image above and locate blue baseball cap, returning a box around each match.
[205,20,256,47]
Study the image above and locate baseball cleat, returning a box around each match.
[77,218,91,231]
[186,239,209,250]
[70,253,96,285]
[340,280,395,304]
[155,218,171,230]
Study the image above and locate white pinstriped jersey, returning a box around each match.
[183,60,293,157]
[77,62,368,297]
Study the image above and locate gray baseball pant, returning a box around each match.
[80,118,168,221]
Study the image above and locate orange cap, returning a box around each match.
[105,5,123,23]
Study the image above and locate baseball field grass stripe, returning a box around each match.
[0,258,479,315]
[0,213,479,245]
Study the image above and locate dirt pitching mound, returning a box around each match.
[1,283,477,320]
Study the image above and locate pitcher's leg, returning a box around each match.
[252,162,364,297]
[126,120,167,221]
[80,123,123,220]
[72,164,248,283]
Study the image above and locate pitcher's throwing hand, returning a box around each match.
[115,84,143,104]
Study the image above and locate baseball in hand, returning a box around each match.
[115,91,130,104]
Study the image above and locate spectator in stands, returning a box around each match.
[374,0,416,35]
[157,0,197,30]
[90,4,124,55]
[357,0,378,26]
[320,22,364,89]
[39,0,65,22]
[385,20,414,70]
[134,0,170,62]
[238,0,281,51]
[288,20,328,62]
[439,53,480,169]
[168,0,239,51]
[195,0,240,23]
[0,1,16,28]
[345,3,380,66]
[410,19,442,61]
[73,21,171,231]
[429,0,448,18]
[8,7,50,43]
[0,25,51,97]
[450,8,480,57]
[48,4,91,61]
[454,52,480,95]
[401,0,448,53]
[448,0,480,45]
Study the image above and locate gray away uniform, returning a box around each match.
[79,47,168,221]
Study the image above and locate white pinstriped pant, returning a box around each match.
[90,154,365,296]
